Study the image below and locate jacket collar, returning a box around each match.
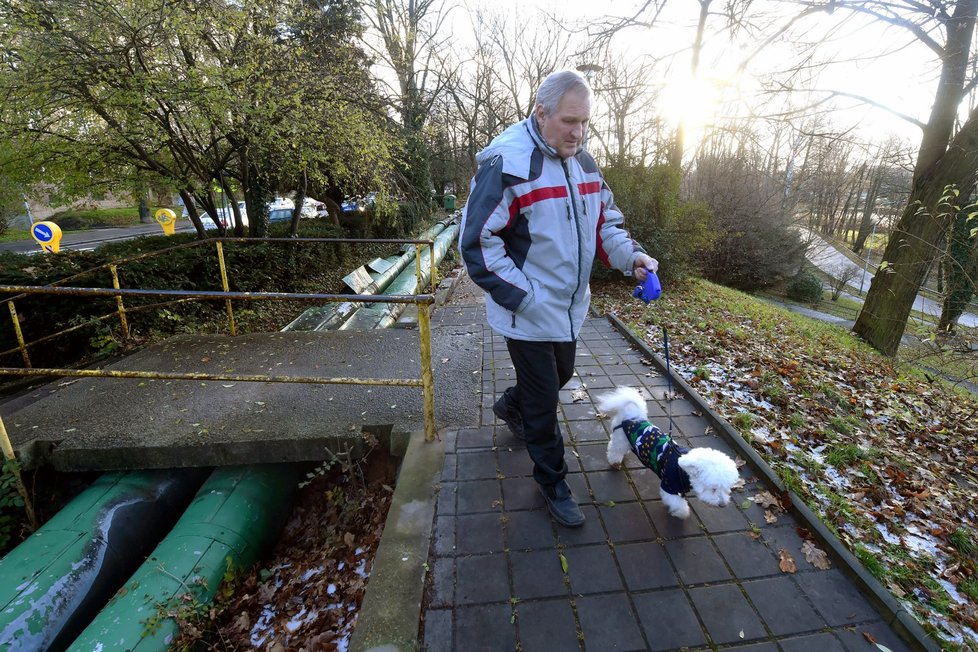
[526,115,584,160]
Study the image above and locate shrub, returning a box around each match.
[786,271,823,305]
[600,163,714,284]
[688,148,806,290]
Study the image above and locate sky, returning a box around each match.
[437,0,944,158]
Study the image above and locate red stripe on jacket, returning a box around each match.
[578,181,601,195]
[507,185,569,226]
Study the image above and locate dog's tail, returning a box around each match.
[596,386,648,422]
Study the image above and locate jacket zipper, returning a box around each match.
[562,159,584,340]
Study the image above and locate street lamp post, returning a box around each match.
[859,220,878,294]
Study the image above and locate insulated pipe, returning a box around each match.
[0,469,209,651]
[339,220,460,331]
[67,464,297,651]
[283,216,456,332]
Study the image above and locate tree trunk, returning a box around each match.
[853,108,978,354]
[853,166,884,253]
[853,0,978,354]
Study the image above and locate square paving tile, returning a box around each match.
[743,576,827,636]
[505,509,557,551]
[555,505,606,546]
[456,553,510,605]
[632,589,708,649]
[456,426,495,449]
[688,583,766,645]
[457,479,502,514]
[713,532,781,579]
[664,536,732,585]
[795,570,884,626]
[441,454,457,482]
[436,482,457,516]
[566,419,609,442]
[833,621,914,651]
[429,557,455,607]
[498,448,530,478]
[671,415,711,438]
[779,632,846,651]
[516,599,580,652]
[511,549,568,600]
[422,608,452,652]
[565,472,590,502]
[630,468,663,500]
[457,450,499,480]
[576,593,646,651]
[614,541,678,591]
[691,500,750,534]
[455,603,516,651]
[563,543,624,594]
[598,502,656,543]
[501,476,541,511]
[575,443,612,472]
[587,470,639,503]
[455,512,504,555]
[760,526,824,572]
[434,514,455,556]
[561,400,599,420]
[646,501,703,539]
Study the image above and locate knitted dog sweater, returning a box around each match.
[617,419,691,495]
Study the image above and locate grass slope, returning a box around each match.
[592,277,978,649]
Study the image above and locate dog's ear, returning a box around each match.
[677,454,700,478]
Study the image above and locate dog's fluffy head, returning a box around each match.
[596,386,648,424]
[678,447,739,507]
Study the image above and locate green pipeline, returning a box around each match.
[0,469,208,651]
[67,463,297,651]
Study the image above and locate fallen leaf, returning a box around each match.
[571,388,588,402]
[764,510,778,524]
[559,553,568,574]
[753,491,781,511]
[801,540,831,569]
[778,549,797,573]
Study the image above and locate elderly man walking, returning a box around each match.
[459,69,658,528]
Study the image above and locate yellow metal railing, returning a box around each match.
[0,237,442,482]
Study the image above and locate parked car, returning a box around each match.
[299,197,325,219]
[341,192,377,215]
[266,197,296,223]
[191,201,248,230]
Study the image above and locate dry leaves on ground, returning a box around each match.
[176,451,396,651]
[593,279,978,647]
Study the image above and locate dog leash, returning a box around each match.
[663,327,675,437]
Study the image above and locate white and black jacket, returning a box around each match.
[459,116,646,342]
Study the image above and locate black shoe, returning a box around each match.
[540,480,585,528]
[493,388,524,440]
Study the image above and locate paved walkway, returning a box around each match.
[420,278,921,651]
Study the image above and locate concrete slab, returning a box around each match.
[4,319,482,471]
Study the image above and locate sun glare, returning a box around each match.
[658,76,722,143]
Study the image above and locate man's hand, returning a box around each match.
[632,254,659,282]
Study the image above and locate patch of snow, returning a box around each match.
[250,605,276,647]
[300,566,323,582]
[286,608,307,632]
[327,584,337,595]
[355,558,368,579]
[874,523,902,546]
[904,526,941,558]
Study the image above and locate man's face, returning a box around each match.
[536,90,590,159]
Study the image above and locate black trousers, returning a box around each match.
[505,338,577,487]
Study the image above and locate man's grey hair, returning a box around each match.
[535,70,592,116]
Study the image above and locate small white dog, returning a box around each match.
[597,386,740,519]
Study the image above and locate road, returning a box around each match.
[802,228,978,329]
[0,221,196,255]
